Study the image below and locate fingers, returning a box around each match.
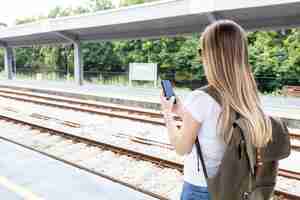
[160,90,177,105]
[160,90,164,97]
[160,90,167,109]
[160,90,175,113]
[160,91,167,103]
[174,95,182,104]
[160,90,164,99]
[170,96,176,104]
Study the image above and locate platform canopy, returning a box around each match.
[0,0,300,47]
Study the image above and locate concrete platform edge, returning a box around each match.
[0,84,162,110]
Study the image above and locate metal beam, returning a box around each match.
[0,40,7,47]
[206,12,223,23]
[55,31,83,85]
[0,0,299,47]
[54,31,79,43]
[4,46,13,80]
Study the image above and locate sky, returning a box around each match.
[0,0,120,26]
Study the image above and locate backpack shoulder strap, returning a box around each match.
[195,85,220,180]
[195,139,208,179]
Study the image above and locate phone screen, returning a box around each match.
[161,80,175,100]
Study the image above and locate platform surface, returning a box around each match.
[0,138,158,200]
[0,79,299,120]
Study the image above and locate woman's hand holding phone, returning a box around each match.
[160,90,185,119]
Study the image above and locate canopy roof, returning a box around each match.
[0,0,299,47]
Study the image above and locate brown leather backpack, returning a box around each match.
[195,85,291,200]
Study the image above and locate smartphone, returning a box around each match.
[161,80,176,104]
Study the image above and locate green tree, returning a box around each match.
[3,0,299,92]
[247,29,300,91]
[88,0,114,11]
[120,0,158,6]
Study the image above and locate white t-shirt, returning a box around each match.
[183,90,226,186]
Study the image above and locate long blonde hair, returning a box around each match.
[201,20,272,147]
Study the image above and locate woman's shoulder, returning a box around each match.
[183,89,219,123]
[184,89,217,105]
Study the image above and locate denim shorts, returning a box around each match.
[180,181,211,200]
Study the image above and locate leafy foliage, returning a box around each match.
[0,0,299,92]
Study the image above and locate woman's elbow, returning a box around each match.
[175,146,192,156]
[175,149,185,156]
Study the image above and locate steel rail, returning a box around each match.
[0,113,182,171]
[0,136,167,200]
[0,91,167,125]
[275,190,300,200]
[1,88,300,136]
[0,113,299,199]
[0,87,164,118]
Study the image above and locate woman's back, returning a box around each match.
[183,90,225,186]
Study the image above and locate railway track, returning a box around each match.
[0,87,299,198]
[0,87,299,150]
[0,87,168,124]
[0,101,299,166]
[0,105,183,164]
[0,112,299,199]
[0,87,299,129]
[0,116,182,200]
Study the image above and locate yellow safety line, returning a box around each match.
[0,176,44,200]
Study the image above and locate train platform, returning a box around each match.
[0,79,299,125]
[0,138,158,200]
[0,79,180,110]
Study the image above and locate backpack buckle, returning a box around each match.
[243,192,250,200]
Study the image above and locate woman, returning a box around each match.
[160,20,272,200]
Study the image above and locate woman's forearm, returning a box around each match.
[164,113,184,155]
[160,90,202,157]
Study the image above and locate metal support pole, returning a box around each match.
[4,46,13,80]
[55,31,83,86]
[74,42,83,85]
[13,52,16,77]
